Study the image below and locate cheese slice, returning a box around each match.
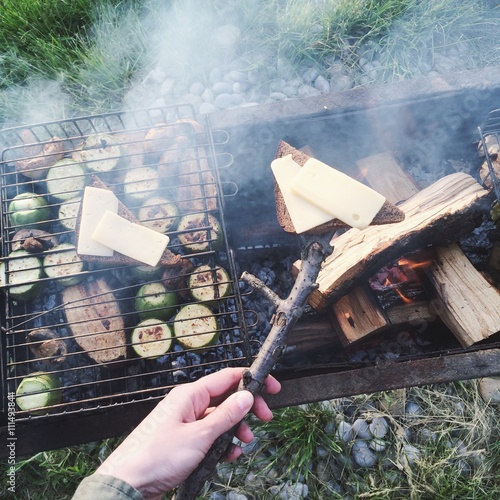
[77,187,119,256]
[92,210,169,266]
[271,155,333,233]
[290,158,386,229]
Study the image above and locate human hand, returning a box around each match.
[96,367,281,499]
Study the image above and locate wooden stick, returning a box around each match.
[173,232,335,500]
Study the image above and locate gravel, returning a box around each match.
[127,22,463,117]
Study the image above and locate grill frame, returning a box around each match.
[0,104,254,423]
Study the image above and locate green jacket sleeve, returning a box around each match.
[72,474,143,500]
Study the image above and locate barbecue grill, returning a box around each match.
[2,68,500,458]
[0,104,259,455]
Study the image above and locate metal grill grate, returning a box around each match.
[0,104,252,421]
[478,108,500,204]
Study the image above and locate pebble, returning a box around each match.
[478,377,500,403]
[189,81,205,96]
[369,417,389,438]
[212,81,233,95]
[402,444,422,465]
[335,421,354,443]
[369,438,387,452]
[352,419,372,439]
[351,440,378,467]
[405,401,423,416]
[214,93,234,109]
[227,492,248,500]
[314,75,330,92]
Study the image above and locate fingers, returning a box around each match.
[200,390,255,439]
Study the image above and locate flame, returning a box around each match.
[384,277,412,304]
[398,257,433,269]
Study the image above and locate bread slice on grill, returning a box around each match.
[75,175,181,267]
[274,141,405,235]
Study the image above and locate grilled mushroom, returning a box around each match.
[27,328,67,365]
[11,229,58,253]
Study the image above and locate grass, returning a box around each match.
[206,380,500,499]
[0,384,497,499]
[1,0,499,120]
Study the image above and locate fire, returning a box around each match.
[384,277,413,304]
[397,257,433,269]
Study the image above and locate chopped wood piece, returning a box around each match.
[305,172,488,311]
[356,151,420,203]
[330,285,388,345]
[385,301,436,325]
[423,243,500,347]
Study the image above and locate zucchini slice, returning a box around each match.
[173,303,219,350]
[130,264,164,281]
[42,243,87,286]
[46,159,87,202]
[177,214,223,253]
[188,264,231,304]
[131,318,173,359]
[8,192,52,229]
[16,372,62,414]
[137,196,179,233]
[78,133,122,173]
[135,281,178,321]
[1,249,44,301]
[58,197,81,231]
[122,166,160,203]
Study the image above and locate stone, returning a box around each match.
[160,78,176,96]
[189,81,205,96]
[212,81,233,95]
[227,70,247,83]
[227,492,248,500]
[214,93,234,109]
[403,444,422,465]
[335,421,354,443]
[369,438,387,452]
[369,417,389,438]
[297,84,320,97]
[352,419,372,439]
[202,88,214,103]
[405,401,423,416]
[314,75,330,92]
[330,74,353,92]
[302,66,320,83]
[478,377,500,404]
[351,440,378,467]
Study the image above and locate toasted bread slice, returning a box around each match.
[75,175,181,267]
[274,141,405,235]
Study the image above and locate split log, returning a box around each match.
[424,243,500,346]
[305,172,489,311]
[330,285,389,346]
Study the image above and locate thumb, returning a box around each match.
[203,390,254,438]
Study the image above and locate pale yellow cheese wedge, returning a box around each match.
[271,155,333,233]
[291,158,386,229]
[92,210,169,266]
[77,187,119,256]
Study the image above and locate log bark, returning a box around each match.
[173,232,334,500]
[306,172,489,311]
